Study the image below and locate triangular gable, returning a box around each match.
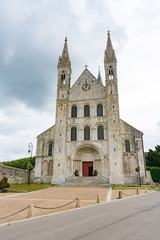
[37,125,55,139]
[71,68,104,90]
[120,119,143,136]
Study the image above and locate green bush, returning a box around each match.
[0,177,10,190]
[149,167,160,182]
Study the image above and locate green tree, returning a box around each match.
[146,145,160,167]
[3,157,35,170]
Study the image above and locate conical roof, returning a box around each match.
[104,31,116,62]
[97,69,103,85]
[58,37,71,69]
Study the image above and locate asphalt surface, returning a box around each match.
[0,192,160,240]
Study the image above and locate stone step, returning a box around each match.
[59,176,110,187]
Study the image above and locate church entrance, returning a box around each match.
[83,162,93,177]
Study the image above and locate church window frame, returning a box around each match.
[48,142,53,156]
[97,104,103,117]
[97,126,104,140]
[71,106,77,118]
[61,71,65,85]
[84,105,90,117]
[109,66,114,80]
[71,127,77,141]
[125,140,131,152]
[84,126,90,140]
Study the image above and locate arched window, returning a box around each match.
[125,140,131,152]
[48,143,53,156]
[71,127,77,141]
[98,126,104,140]
[97,104,103,116]
[109,66,113,80]
[84,105,90,117]
[71,106,77,118]
[84,126,90,140]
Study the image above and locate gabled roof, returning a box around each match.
[71,68,104,89]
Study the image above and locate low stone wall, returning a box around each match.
[0,164,34,184]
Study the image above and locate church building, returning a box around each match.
[34,32,147,185]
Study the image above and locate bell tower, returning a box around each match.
[104,31,124,184]
[52,37,71,184]
[57,37,72,96]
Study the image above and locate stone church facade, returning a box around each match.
[34,32,147,185]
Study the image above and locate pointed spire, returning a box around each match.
[62,37,69,59]
[104,31,116,62]
[97,66,103,85]
[58,37,71,69]
[106,30,113,50]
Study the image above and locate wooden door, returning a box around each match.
[83,162,93,176]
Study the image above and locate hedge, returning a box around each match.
[147,166,160,182]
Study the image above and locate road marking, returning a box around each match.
[106,187,112,202]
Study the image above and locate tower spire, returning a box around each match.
[104,31,117,82]
[58,37,71,69]
[97,66,103,85]
[105,31,116,62]
[57,37,72,88]
[62,37,69,60]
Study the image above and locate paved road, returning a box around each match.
[0,192,160,240]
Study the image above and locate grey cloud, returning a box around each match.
[0,0,126,110]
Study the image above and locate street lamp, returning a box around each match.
[136,141,141,187]
[28,142,33,185]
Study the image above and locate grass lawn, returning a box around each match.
[112,185,154,190]
[9,183,55,192]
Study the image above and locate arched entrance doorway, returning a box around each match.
[72,144,102,177]
[81,152,94,176]
[83,162,93,176]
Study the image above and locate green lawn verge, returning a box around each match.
[9,183,55,192]
[112,185,154,190]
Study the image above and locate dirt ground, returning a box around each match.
[0,186,153,225]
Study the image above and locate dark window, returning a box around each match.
[97,104,103,116]
[98,126,104,140]
[84,126,90,140]
[71,127,77,141]
[109,66,113,80]
[71,106,77,118]
[84,105,90,117]
[125,140,131,152]
[48,143,53,156]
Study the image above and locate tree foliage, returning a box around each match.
[146,145,160,167]
[3,157,35,170]
[147,167,160,182]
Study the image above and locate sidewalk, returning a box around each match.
[0,186,153,225]
[0,186,108,225]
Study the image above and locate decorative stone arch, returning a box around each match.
[81,102,93,108]
[69,103,80,119]
[67,123,80,130]
[47,141,54,156]
[122,137,133,153]
[42,160,49,176]
[67,123,80,142]
[96,102,104,117]
[81,122,93,129]
[123,153,136,176]
[71,143,102,176]
[48,160,53,176]
[94,122,107,129]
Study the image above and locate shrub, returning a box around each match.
[0,177,10,190]
[149,167,160,182]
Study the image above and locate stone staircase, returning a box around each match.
[59,176,110,187]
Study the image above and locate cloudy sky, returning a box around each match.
[0,0,160,161]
